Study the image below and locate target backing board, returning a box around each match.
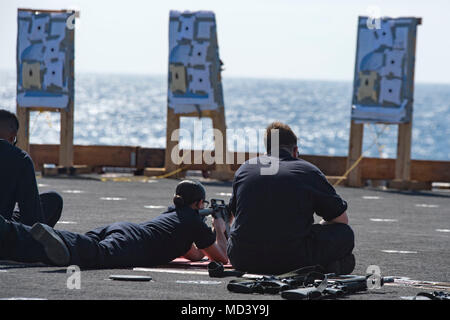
[168,11,224,114]
[351,17,420,123]
[17,9,74,109]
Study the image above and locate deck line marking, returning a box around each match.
[381,250,418,254]
[144,205,166,209]
[133,267,262,279]
[415,204,439,208]
[133,268,209,276]
[62,190,84,194]
[0,297,47,300]
[100,197,127,201]
[216,192,232,196]
[387,277,450,291]
[175,280,222,285]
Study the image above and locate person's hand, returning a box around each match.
[212,217,226,234]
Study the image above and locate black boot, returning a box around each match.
[30,223,70,266]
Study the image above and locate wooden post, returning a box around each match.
[16,103,30,153]
[395,121,412,181]
[16,8,76,171]
[164,107,182,177]
[162,107,234,180]
[155,11,234,180]
[346,120,364,187]
[391,19,421,188]
[59,102,74,167]
[347,17,421,190]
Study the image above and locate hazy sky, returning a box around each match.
[1,0,449,83]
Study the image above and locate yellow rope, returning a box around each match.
[152,148,213,179]
[29,111,43,136]
[29,111,53,137]
[151,149,210,179]
[333,124,389,187]
[333,153,365,187]
[100,150,205,182]
[368,123,388,158]
[44,111,53,128]
[99,168,189,182]
[152,165,190,179]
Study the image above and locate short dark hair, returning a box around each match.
[0,109,19,135]
[173,180,206,208]
[264,121,298,153]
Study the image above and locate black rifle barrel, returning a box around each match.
[199,208,214,217]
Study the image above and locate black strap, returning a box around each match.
[415,291,450,300]
[227,278,290,295]
[281,287,322,300]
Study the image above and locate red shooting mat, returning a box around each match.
[163,257,233,269]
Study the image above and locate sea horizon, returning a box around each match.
[1,69,449,161]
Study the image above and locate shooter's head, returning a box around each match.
[264,121,299,157]
[173,180,207,210]
[0,109,19,145]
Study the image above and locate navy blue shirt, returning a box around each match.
[228,149,348,262]
[61,205,217,268]
[139,206,217,265]
[0,139,44,225]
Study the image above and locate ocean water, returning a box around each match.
[0,70,449,161]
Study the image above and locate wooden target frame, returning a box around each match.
[146,10,233,180]
[347,16,422,188]
[16,8,76,168]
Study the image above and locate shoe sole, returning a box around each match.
[30,223,70,266]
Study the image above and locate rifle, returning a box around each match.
[281,274,394,300]
[199,199,232,238]
[225,265,395,300]
[227,265,326,295]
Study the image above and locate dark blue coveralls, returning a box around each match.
[0,139,62,227]
[0,206,216,268]
[227,149,355,274]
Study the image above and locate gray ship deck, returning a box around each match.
[1,175,449,301]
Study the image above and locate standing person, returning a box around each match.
[227,121,355,275]
[0,180,228,268]
[0,109,62,227]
